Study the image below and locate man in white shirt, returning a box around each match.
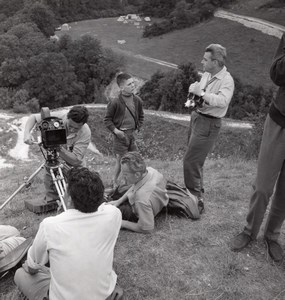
[183,44,235,213]
[14,167,123,300]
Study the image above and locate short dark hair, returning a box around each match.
[116,73,132,87]
[67,167,104,213]
[121,151,146,174]
[67,106,89,124]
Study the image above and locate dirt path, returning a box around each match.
[214,9,285,39]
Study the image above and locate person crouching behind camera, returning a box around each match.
[183,44,234,213]
[109,152,168,233]
[14,167,123,300]
[24,106,91,208]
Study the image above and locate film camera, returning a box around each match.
[38,107,67,166]
[185,93,204,111]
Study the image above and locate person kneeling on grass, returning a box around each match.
[14,167,123,300]
[109,152,169,233]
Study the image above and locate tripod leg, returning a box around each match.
[50,168,67,211]
[0,163,45,211]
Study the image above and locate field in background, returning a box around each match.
[56,15,279,88]
[229,0,285,26]
[1,108,285,299]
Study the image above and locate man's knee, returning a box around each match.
[14,267,26,291]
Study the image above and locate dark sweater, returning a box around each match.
[269,33,285,126]
[104,93,144,132]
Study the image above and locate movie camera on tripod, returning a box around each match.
[0,108,68,212]
[38,107,67,166]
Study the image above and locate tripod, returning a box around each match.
[0,149,67,212]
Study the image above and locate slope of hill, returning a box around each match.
[57,15,279,88]
[228,0,285,26]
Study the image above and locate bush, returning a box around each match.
[0,87,14,109]
[226,76,273,120]
[139,62,199,113]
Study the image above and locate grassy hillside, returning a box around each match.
[1,108,285,300]
[229,0,285,26]
[57,15,280,88]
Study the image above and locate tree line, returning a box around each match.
[0,0,124,113]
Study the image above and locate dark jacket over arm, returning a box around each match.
[270,33,285,115]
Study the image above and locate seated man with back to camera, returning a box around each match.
[23,105,91,212]
[14,167,123,300]
[109,152,169,233]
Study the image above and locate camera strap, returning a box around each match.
[123,99,138,129]
[203,76,217,91]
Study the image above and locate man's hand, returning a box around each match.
[108,200,120,207]
[24,133,35,145]
[113,128,125,139]
[22,260,39,275]
[191,82,203,97]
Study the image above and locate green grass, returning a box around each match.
[1,108,285,300]
[57,14,279,88]
[229,0,285,26]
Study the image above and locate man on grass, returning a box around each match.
[109,152,168,233]
[14,167,123,300]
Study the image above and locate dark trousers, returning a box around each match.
[244,115,285,241]
[183,111,221,197]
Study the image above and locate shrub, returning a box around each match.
[139,62,199,113]
[0,87,14,109]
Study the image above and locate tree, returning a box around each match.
[24,52,85,108]
[0,58,28,87]
[25,2,57,37]
[0,34,20,64]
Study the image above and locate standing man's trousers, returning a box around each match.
[183,111,221,197]
[244,115,285,241]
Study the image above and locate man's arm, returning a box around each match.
[24,222,49,275]
[58,126,91,166]
[121,202,154,234]
[270,33,285,86]
[109,188,130,207]
[24,114,39,145]
[203,76,235,108]
[121,220,151,233]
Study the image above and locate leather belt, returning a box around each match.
[197,112,220,119]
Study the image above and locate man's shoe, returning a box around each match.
[197,197,205,214]
[265,238,283,262]
[230,231,252,251]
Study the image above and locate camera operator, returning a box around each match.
[183,44,234,213]
[24,105,91,211]
[14,167,123,300]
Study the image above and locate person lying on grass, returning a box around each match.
[109,152,168,233]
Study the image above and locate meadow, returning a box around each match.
[1,1,285,298]
[1,108,285,300]
[56,14,279,89]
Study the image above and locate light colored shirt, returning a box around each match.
[127,167,169,231]
[197,66,234,118]
[35,112,91,166]
[26,204,122,300]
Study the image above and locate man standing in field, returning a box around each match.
[104,73,144,188]
[183,44,234,213]
[231,33,285,262]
